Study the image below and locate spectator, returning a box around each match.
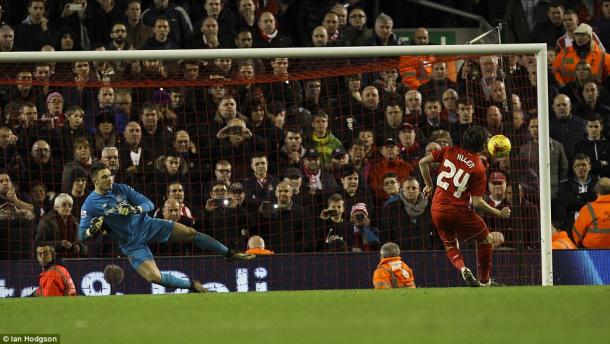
[245,235,274,255]
[33,244,77,296]
[482,172,513,244]
[140,16,181,50]
[13,0,53,51]
[366,13,404,46]
[429,130,453,148]
[260,57,303,108]
[553,23,610,87]
[441,89,459,125]
[451,96,475,145]
[29,181,51,220]
[156,181,198,225]
[141,0,193,48]
[318,193,354,251]
[0,172,34,220]
[519,117,569,199]
[66,166,88,220]
[189,16,221,49]
[375,102,406,142]
[235,0,257,36]
[203,182,249,251]
[41,92,65,129]
[529,2,565,46]
[380,177,437,250]
[556,11,605,52]
[404,89,423,123]
[100,146,130,185]
[485,106,505,137]
[301,148,338,196]
[27,140,62,194]
[243,154,280,210]
[139,102,173,158]
[203,0,236,45]
[381,173,401,202]
[93,111,119,156]
[61,137,94,194]
[558,153,599,230]
[372,242,416,289]
[308,110,343,171]
[558,61,596,105]
[311,25,328,47]
[418,98,450,141]
[338,164,372,214]
[118,121,152,179]
[150,151,189,200]
[591,0,610,50]
[419,62,458,105]
[214,117,264,181]
[342,7,367,46]
[369,137,413,202]
[397,123,424,168]
[277,126,306,172]
[574,82,610,122]
[349,203,380,252]
[503,0,550,43]
[151,198,194,256]
[575,113,610,177]
[54,26,79,52]
[349,139,371,183]
[549,94,587,162]
[257,180,308,253]
[0,24,14,52]
[59,0,109,50]
[58,106,91,162]
[350,85,384,128]
[322,11,343,45]
[123,0,153,49]
[572,177,610,248]
[35,193,85,258]
[253,11,292,48]
[107,23,131,51]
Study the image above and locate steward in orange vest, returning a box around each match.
[373,242,416,289]
[34,245,77,296]
[572,177,610,248]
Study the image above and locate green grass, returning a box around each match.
[1,286,609,344]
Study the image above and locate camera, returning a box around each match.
[354,213,365,221]
[69,4,83,11]
[225,126,243,135]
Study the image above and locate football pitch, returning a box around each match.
[1,286,608,344]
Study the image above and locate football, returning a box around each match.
[487,134,511,158]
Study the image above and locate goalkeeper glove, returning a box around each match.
[117,203,143,216]
[85,216,105,240]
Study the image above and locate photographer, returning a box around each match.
[349,203,380,252]
[203,182,249,251]
[256,181,306,253]
[318,194,354,252]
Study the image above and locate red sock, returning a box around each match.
[446,247,465,270]
[477,243,493,283]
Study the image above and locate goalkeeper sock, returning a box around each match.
[477,243,493,284]
[193,232,230,256]
[159,273,192,289]
[446,247,465,270]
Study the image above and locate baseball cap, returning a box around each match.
[351,203,368,217]
[283,167,302,179]
[376,136,397,147]
[95,110,115,126]
[399,122,415,132]
[331,147,347,160]
[574,23,593,36]
[152,89,171,105]
[304,148,320,159]
[489,172,506,183]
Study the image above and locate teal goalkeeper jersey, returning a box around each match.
[78,184,154,245]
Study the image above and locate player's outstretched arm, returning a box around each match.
[118,184,154,213]
[79,216,105,241]
[472,196,511,218]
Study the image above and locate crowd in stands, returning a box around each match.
[1,0,610,260]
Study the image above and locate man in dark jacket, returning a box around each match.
[558,153,599,231]
[140,17,180,50]
[379,176,438,250]
[13,0,53,51]
[574,113,610,177]
[141,0,193,47]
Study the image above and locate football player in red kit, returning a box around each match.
[418,126,511,287]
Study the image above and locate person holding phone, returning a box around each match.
[318,194,354,252]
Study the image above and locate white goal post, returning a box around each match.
[0,43,552,286]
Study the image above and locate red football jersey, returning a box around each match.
[430,146,487,210]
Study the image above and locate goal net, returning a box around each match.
[0,44,551,296]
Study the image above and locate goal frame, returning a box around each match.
[0,43,552,286]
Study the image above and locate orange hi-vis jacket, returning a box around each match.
[245,248,275,255]
[552,231,577,250]
[572,194,610,248]
[552,41,610,86]
[36,264,77,297]
[373,257,416,289]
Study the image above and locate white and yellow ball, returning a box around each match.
[487,134,511,158]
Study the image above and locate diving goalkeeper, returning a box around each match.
[78,163,254,292]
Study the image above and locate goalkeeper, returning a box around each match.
[78,163,254,292]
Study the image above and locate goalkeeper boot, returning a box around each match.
[225,250,255,262]
[461,267,480,287]
[480,279,504,287]
[190,280,209,293]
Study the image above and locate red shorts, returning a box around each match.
[431,207,489,245]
